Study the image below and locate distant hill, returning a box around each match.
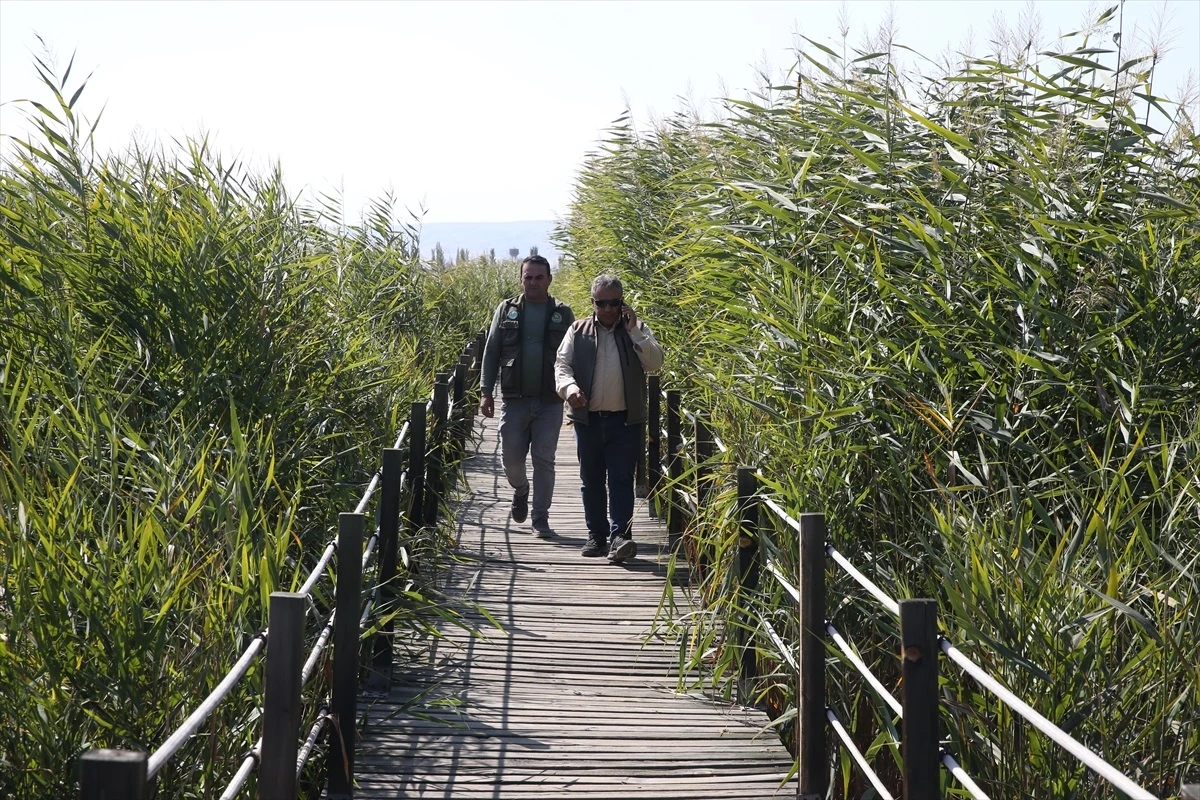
[418,220,561,265]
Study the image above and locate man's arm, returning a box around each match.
[627,321,664,373]
[554,324,583,403]
[479,303,505,417]
[480,303,505,395]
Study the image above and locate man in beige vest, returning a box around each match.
[554,274,663,561]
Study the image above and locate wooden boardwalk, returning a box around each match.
[354,411,795,798]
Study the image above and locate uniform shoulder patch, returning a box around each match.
[551,312,563,323]
[506,308,519,320]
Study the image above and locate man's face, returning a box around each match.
[591,286,623,328]
[521,262,551,302]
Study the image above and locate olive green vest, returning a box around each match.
[495,294,573,404]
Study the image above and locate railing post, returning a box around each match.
[691,414,714,575]
[694,415,714,506]
[646,374,662,518]
[797,513,827,799]
[470,333,484,388]
[408,401,426,528]
[366,447,403,694]
[901,599,940,800]
[666,389,683,544]
[425,374,449,525]
[735,467,760,705]
[455,356,470,461]
[260,592,306,800]
[453,357,467,406]
[327,512,363,799]
[449,361,464,468]
[473,331,486,376]
[635,411,648,499]
[79,750,148,800]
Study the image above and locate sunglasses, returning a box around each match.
[592,298,623,308]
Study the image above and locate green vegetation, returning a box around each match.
[0,58,511,798]
[556,9,1199,798]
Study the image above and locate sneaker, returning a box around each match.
[531,518,554,538]
[607,536,638,563]
[510,489,529,523]
[581,538,607,557]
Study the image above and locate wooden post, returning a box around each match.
[735,467,760,704]
[901,599,940,800]
[797,513,827,799]
[666,389,683,543]
[366,448,403,694]
[646,375,662,518]
[691,414,714,575]
[466,337,480,388]
[425,375,449,524]
[694,415,714,507]
[635,398,648,500]
[260,592,306,800]
[450,360,467,466]
[473,331,486,375]
[327,512,363,799]
[457,355,472,456]
[408,401,426,529]
[79,750,147,800]
[454,357,467,405]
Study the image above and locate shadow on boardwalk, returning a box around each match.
[353,413,795,799]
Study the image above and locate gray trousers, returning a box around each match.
[497,396,564,522]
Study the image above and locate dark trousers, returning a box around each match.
[573,411,640,543]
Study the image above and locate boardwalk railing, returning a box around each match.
[644,374,1178,800]
[78,332,487,800]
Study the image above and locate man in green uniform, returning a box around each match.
[479,255,575,537]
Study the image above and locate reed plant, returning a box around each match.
[0,58,511,798]
[557,8,1199,797]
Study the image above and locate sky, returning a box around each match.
[1,1,1197,226]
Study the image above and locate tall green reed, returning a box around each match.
[558,9,1198,796]
[1,56,511,798]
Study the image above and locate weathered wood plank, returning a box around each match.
[349,412,794,799]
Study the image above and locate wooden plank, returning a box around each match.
[348,414,794,799]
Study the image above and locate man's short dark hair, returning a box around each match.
[520,254,552,277]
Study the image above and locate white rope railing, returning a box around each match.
[296,709,330,781]
[827,707,895,800]
[146,630,267,778]
[826,622,902,716]
[217,737,261,800]
[825,545,901,617]
[940,638,1156,799]
[941,749,991,800]
[763,555,800,601]
[760,618,797,670]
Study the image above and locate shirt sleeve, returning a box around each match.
[480,303,505,396]
[627,321,664,373]
[554,324,579,398]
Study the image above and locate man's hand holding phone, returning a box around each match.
[621,304,638,330]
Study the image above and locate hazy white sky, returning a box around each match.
[1,1,1196,224]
